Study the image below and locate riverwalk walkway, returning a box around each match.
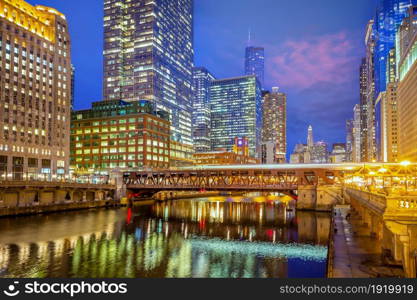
[331,206,403,278]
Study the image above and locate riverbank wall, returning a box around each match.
[0,200,120,218]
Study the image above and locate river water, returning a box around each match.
[0,195,331,278]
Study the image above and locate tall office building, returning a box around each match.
[365,20,378,162]
[396,5,417,161]
[192,67,215,153]
[380,49,399,162]
[0,0,71,180]
[359,58,368,161]
[103,0,194,146]
[352,104,362,163]
[210,75,262,158]
[346,120,354,162]
[245,46,265,88]
[307,125,314,149]
[374,0,411,95]
[262,87,286,163]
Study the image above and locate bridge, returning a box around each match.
[123,163,350,210]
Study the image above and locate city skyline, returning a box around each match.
[25,0,376,155]
[2,0,417,282]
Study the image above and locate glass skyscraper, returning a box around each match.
[374,0,411,95]
[192,67,215,153]
[245,47,265,88]
[210,75,262,158]
[103,0,194,146]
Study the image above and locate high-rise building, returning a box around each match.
[359,58,368,161]
[380,49,399,162]
[262,87,287,163]
[374,0,411,96]
[365,20,378,162]
[346,120,354,162]
[396,5,417,162]
[311,141,329,164]
[103,0,194,146]
[192,67,215,153]
[0,0,71,180]
[70,100,170,173]
[245,46,265,88]
[210,75,262,158]
[352,104,362,163]
[373,1,410,163]
[307,125,314,149]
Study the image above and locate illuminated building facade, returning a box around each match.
[103,0,194,147]
[193,151,259,166]
[365,20,378,162]
[0,0,71,180]
[346,120,353,162]
[262,87,287,163]
[290,126,328,164]
[380,49,399,162]
[373,0,411,96]
[232,137,250,157]
[245,46,265,88]
[352,104,362,163]
[192,67,215,153]
[70,100,170,173]
[396,5,417,161]
[311,141,329,164]
[359,58,368,161]
[210,75,262,158]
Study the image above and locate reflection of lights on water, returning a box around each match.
[189,238,327,262]
[0,245,9,270]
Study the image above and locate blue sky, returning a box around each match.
[27,0,376,153]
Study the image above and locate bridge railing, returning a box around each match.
[345,186,417,217]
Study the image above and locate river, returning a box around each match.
[0,194,331,278]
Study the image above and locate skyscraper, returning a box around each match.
[192,67,215,153]
[307,125,314,149]
[359,58,368,161]
[103,0,194,146]
[0,0,71,180]
[262,87,287,162]
[245,46,265,88]
[365,20,378,162]
[352,104,362,163]
[210,75,262,158]
[380,49,399,162]
[396,5,417,162]
[346,120,354,162]
[374,0,411,95]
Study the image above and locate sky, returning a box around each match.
[27,0,376,154]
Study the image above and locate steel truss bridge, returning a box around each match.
[124,163,417,194]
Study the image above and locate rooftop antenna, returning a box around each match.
[247,28,251,46]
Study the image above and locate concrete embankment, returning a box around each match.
[0,200,120,218]
[328,205,404,278]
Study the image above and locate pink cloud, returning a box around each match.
[267,32,359,90]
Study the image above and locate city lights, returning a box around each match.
[1,0,417,285]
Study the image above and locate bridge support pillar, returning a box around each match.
[297,185,317,211]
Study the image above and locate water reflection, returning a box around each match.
[0,195,331,278]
